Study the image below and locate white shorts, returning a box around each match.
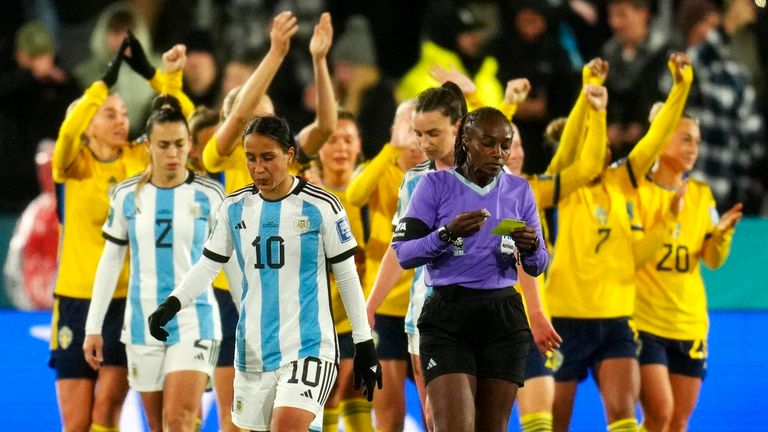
[232,356,338,431]
[126,339,219,392]
[407,332,420,356]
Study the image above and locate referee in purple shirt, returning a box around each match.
[392,107,549,431]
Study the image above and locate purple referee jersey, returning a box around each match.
[391,169,548,289]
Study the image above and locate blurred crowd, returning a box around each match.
[1,0,767,215]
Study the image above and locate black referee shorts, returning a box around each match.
[417,285,530,386]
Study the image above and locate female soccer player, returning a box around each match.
[314,111,372,432]
[365,81,468,431]
[147,116,381,432]
[545,53,694,432]
[347,99,425,432]
[83,96,223,432]
[392,107,553,432]
[50,32,194,431]
[49,34,153,432]
[633,112,742,432]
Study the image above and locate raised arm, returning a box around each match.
[159,44,196,118]
[214,12,298,158]
[547,58,608,174]
[702,203,742,269]
[500,78,531,121]
[347,144,401,207]
[537,84,608,208]
[298,12,337,157]
[627,53,693,181]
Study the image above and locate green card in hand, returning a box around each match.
[491,218,526,236]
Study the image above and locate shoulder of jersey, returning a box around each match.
[299,181,344,214]
[404,160,433,178]
[111,174,142,197]
[191,173,226,199]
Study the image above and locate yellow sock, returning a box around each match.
[340,397,374,432]
[91,425,118,432]
[607,418,639,432]
[638,424,649,432]
[520,411,553,432]
[323,406,340,432]
[194,417,201,432]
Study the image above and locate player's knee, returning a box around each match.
[163,406,196,432]
[60,413,90,432]
[603,396,636,423]
[643,399,673,431]
[667,414,690,432]
[374,409,405,432]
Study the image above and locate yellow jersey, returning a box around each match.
[634,177,732,340]
[52,82,148,299]
[545,165,645,318]
[323,184,367,334]
[347,144,416,317]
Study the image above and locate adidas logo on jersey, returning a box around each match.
[300,389,314,399]
[426,358,437,370]
[194,353,205,361]
[235,220,247,230]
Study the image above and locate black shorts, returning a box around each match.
[338,331,354,360]
[213,287,239,367]
[524,332,553,380]
[49,296,127,379]
[639,331,707,379]
[373,314,409,361]
[550,317,639,383]
[417,285,530,386]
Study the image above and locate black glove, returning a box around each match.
[148,296,181,341]
[123,30,156,80]
[353,339,382,402]
[100,36,129,87]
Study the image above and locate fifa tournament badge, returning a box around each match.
[452,236,465,256]
[189,202,201,218]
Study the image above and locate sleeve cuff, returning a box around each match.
[203,248,230,263]
[328,247,357,264]
[102,231,128,246]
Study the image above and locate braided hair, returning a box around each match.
[453,107,511,169]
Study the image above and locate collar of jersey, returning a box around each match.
[449,168,500,196]
[256,176,301,202]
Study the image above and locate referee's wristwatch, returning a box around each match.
[437,225,455,244]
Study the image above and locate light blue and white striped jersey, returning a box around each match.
[202,177,358,373]
[393,160,434,336]
[103,172,224,346]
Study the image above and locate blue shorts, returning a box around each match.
[550,317,638,382]
[338,332,354,360]
[524,333,552,380]
[49,296,127,379]
[373,314,409,361]
[639,331,707,379]
[213,287,239,367]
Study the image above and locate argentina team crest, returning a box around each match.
[294,215,310,234]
